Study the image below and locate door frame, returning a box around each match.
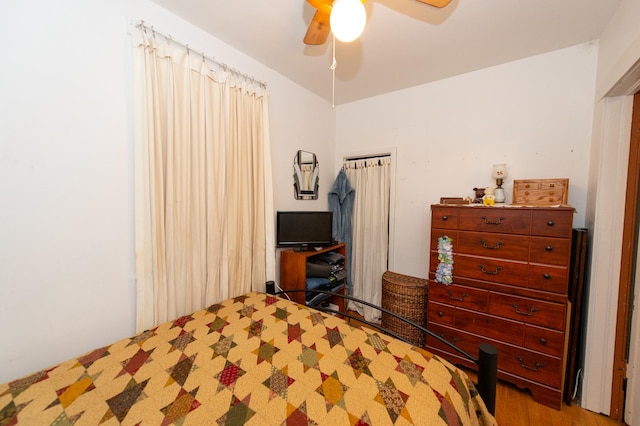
[338,147,397,271]
[611,92,640,421]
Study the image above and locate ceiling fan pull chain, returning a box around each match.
[331,34,336,108]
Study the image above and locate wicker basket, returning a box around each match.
[381,271,429,347]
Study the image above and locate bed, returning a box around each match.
[0,292,496,425]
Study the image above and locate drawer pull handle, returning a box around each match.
[543,273,551,280]
[447,291,468,302]
[511,304,538,316]
[480,216,505,225]
[480,240,504,250]
[517,357,544,372]
[539,338,547,345]
[547,220,555,226]
[438,311,444,317]
[479,264,502,275]
[442,215,449,221]
[438,333,460,344]
[545,245,553,251]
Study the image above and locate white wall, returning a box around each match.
[0,0,334,383]
[335,43,597,278]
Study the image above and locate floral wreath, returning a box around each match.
[435,236,453,285]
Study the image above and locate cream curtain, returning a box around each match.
[133,27,275,332]
[344,156,391,322]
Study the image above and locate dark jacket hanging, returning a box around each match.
[328,169,355,288]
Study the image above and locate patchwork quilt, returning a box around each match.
[0,292,496,425]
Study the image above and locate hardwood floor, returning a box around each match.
[477,372,624,425]
[495,382,622,425]
[344,312,623,425]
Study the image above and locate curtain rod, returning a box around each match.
[135,20,267,89]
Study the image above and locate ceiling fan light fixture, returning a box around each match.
[330,0,366,43]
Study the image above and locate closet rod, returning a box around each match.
[135,20,267,89]
[344,154,391,161]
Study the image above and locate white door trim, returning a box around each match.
[582,95,633,415]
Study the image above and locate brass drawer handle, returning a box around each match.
[446,291,468,302]
[479,264,502,275]
[511,304,538,316]
[480,240,503,250]
[438,333,460,344]
[480,216,505,225]
[517,357,544,372]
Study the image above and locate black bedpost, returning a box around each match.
[477,343,498,416]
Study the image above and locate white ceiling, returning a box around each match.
[149,0,621,105]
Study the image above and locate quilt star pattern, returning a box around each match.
[0,292,496,425]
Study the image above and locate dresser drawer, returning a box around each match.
[430,230,458,251]
[428,323,563,389]
[430,283,488,311]
[428,301,455,326]
[458,208,531,234]
[455,255,529,288]
[456,231,529,262]
[489,292,566,330]
[431,206,459,230]
[513,189,567,205]
[426,323,479,358]
[499,342,563,388]
[455,307,524,347]
[530,236,571,266]
[528,264,569,294]
[524,324,565,357]
[531,209,574,238]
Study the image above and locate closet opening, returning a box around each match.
[339,152,395,322]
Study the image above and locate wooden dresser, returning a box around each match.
[427,204,574,409]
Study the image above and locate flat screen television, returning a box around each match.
[276,211,334,249]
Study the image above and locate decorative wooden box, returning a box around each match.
[512,178,569,205]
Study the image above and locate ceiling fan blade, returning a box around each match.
[416,0,452,7]
[308,0,333,13]
[304,9,331,45]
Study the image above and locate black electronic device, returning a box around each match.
[265,281,275,294]
[276,211,334,249]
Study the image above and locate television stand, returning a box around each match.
[279,243,346,312]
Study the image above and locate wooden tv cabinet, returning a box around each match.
[279,243,346,312]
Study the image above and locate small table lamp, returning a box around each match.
[493,164,507,203]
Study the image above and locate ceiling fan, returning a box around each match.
[304,0,452,45]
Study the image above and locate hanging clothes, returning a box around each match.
[328,169,355,290]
